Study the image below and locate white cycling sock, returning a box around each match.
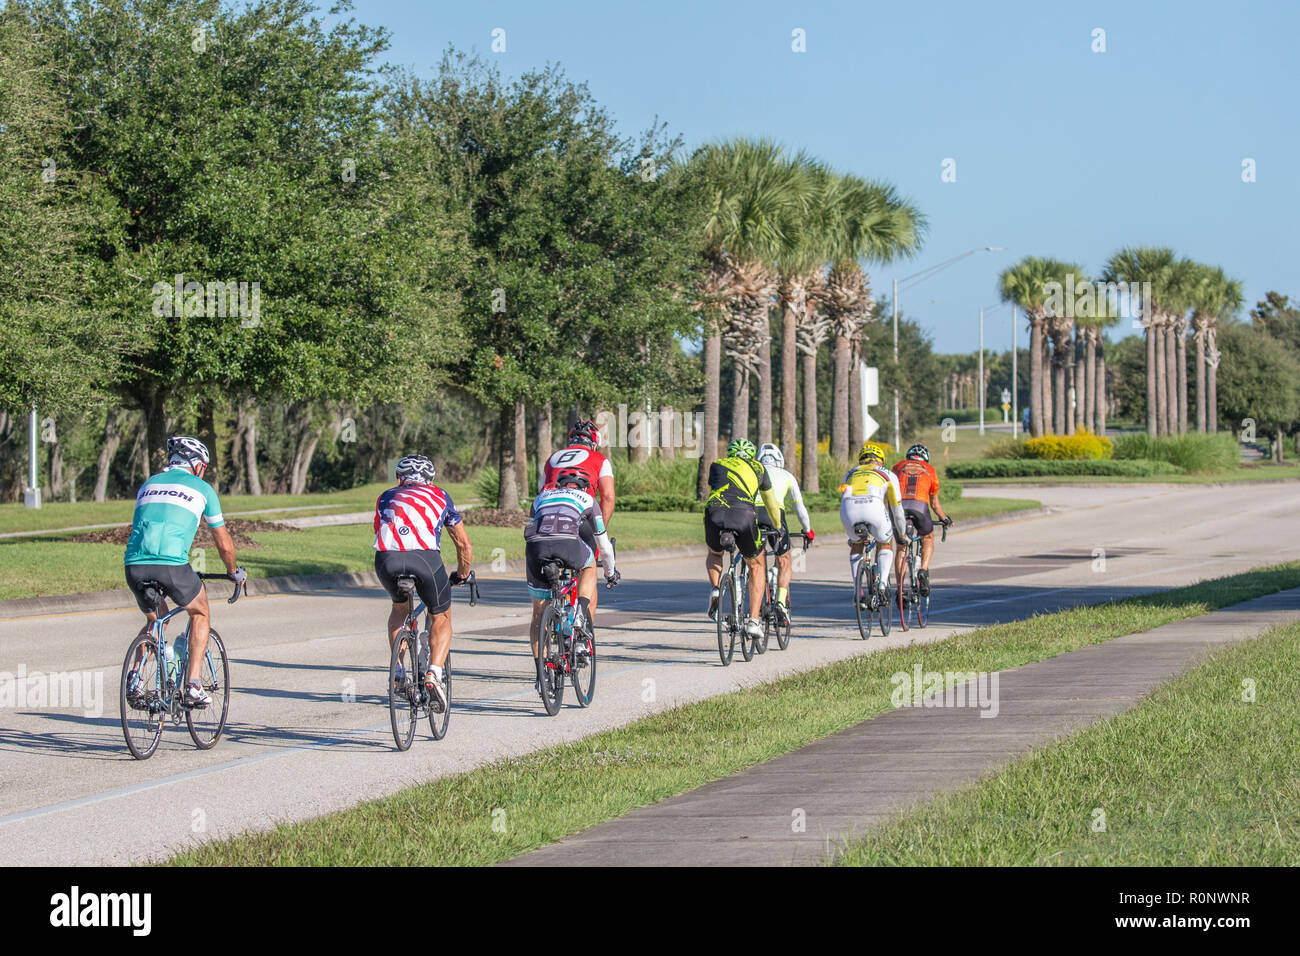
[876,547,894,586]
[430,664,444,680]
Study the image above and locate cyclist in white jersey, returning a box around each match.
[754,443,814,623]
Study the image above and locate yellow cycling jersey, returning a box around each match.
[839,463,902,506]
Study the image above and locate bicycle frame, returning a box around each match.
[135,600,219,720]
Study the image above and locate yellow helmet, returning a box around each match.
[858,441,890,464]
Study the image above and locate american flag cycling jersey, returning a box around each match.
[373,483,463,552]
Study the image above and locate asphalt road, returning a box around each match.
[2,482,1297,865]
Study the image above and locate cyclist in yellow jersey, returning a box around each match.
[704,438,782,642]
[754,443,814,623]
[839,441,907,605]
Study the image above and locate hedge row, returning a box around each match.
[947,458,1182,479]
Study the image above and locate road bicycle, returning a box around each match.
[388,570,479,751]
[714,530,756,665]
[851,524,892,640]
[896,518,947,630]
[536,560,617,715]
[119,571,244,760]
[759,527,811,652]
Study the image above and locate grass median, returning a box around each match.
[831,618,1300,866]
[165,560,1300,866]
[0,496,1035,600]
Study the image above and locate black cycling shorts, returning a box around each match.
[704,506,761,559]
[756,508,791,556]
[375,549,451,614]
[125,563,204,613]
[902,500,934,537]
[525,537,594,596]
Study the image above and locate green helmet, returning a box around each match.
[726,438,757,460]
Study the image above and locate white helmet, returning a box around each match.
[757,442,784,469]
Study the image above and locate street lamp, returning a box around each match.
[892,246,1005,450]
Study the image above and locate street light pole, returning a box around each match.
[1012,305,1018,439]
[978,308,985,436]
[891,246,1005,453]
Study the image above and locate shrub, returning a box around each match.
[947,458,1181,479]
[1111,432,1240,473]
[983,438,1029,460]
[615,456,699,496]
[617,493,703,512]
[1021,428,1113,460]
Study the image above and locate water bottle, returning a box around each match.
[560,605,574,637]
[174,635,189,678]
[162,641,177,684]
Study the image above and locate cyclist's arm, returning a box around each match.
[598,473,615,527]
[445,520,472,577]
[210,524,238,575]
[786,475,812,532]
[885,475,907,540]
[929,490,949,523]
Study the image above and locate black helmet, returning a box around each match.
[907,444,930,463]
[555,468,590,491]
[567,420,600,449]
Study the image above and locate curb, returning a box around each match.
[0,505,1053,620]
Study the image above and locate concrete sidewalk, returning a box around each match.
[503,586,1300,867]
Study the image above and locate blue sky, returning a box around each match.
[357,0,1298,353]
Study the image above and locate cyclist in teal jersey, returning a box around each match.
[124,436,245,707]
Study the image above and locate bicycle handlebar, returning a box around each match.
[199,571,245,605]
[450,569,480,605]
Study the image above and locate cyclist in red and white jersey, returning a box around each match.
[540,420,615,527]
[373,454,472,713]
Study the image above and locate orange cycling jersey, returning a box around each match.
[893,459,940,502]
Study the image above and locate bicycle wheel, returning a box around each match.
[185,629,230,750]
[895,556,910,633]
[570,623,596,707]
[389,628,418,751]
[428,649,451,740]
[537,606,564,715]
[878,580,893,637]
[716,562,736,666]
[120,633,164,760]
[736,562,754,662]
[854,558,873,640]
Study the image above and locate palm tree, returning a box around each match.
[1187,266,1243,433]
[999,257,1077,436]
[689,139,812,496]
[1045,260,1085,435]
[1104,247,1177,436]
[823,176,925,459]
[1163,258,1199,435]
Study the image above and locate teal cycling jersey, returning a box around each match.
[124,466,226,566]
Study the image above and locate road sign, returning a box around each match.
[1001,388,1011,405]
[863,411,879,440]
[859,363,880,440]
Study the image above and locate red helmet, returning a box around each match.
[555,468,591,491]
[567,420,600,449]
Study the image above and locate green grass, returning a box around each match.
[960,463,1300,486]
[0,497,1034,600]
[165,560,1300,866]
[832,619,1300,866]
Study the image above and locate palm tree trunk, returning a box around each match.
[1041,338,1053,435]
[1096,341,1108,437]
[757,327,773,445]
[1164,321,1178,435]
[1065,338,1076,435]
[780,305,797,458]
[848,341,863,449]
[731,362,750,439]
[698,331,722,499]
[1207,325,1219,434]
[1175,324,1188,435]
[1195,330,1206,432]
[831,333,851,459]
[1052,345,1066,436]
[801,350,820,493]
[1145,324,1158,436]
[497,403,521,510]
[1029,317,1045,437]
[1154,324,1168,435]
[1085,333,1097,432]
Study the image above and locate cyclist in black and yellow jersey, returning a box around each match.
[704,438,782,642]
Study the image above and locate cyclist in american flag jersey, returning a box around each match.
[373,455,472,714]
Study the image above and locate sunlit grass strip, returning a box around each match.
[832,619,1300,866]
[166,562,1300,867]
